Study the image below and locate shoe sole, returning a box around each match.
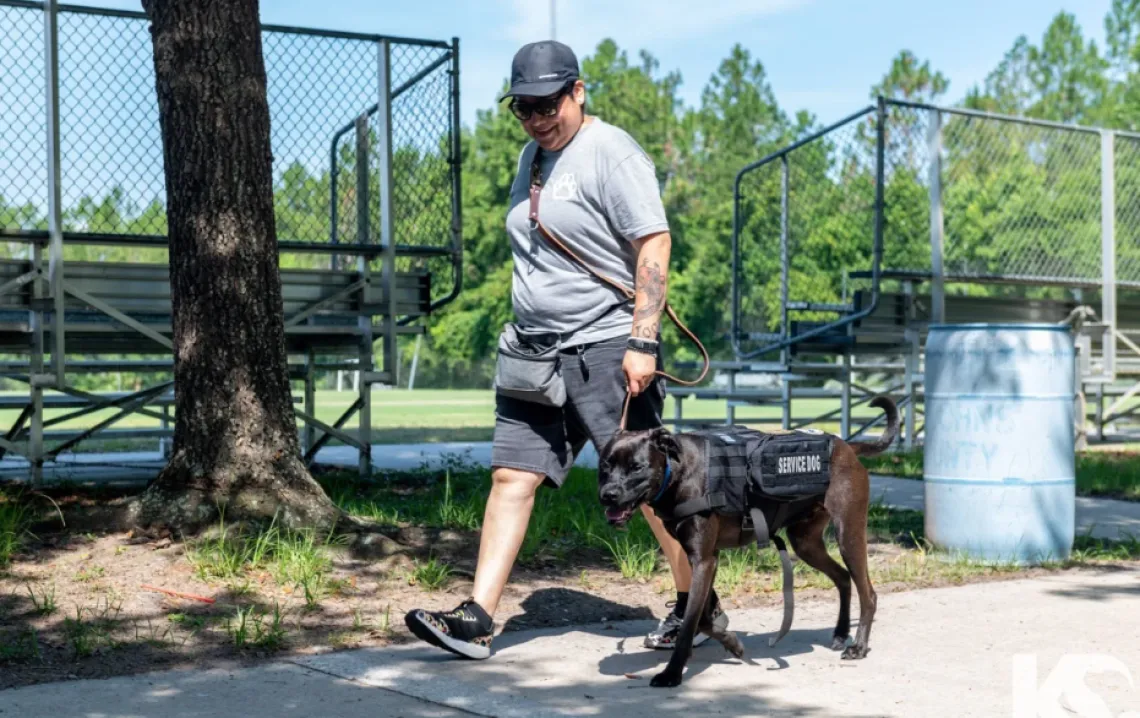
[404,612,491,660]
[646,611,729,650]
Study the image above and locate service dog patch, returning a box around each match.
[776,453,823,475]
[754,432,833,498]
[684,426,834,511]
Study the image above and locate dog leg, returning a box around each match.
[834,486,876,660]
[651,554,717,688]
[787,512,852,651]
[701,598,744,659]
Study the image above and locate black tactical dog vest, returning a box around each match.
[652,425,834,548]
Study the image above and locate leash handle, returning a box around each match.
[529,147,710,434]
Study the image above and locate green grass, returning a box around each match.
[405,556,453,591]
[321,463,662,570]
[0,629,41,663]
[322,459,1140,596]
[0,490,34,569]
[25,583,57,616]
[860,449,925,479]
[228,602,287,651]
[62,596,123,659]
[186,513,343,606]
[863,448,1140,501]
[595,532,660,580]
[1074,452,1140,500]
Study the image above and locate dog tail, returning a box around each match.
[849,395,900,457]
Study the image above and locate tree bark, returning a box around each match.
[135,0,339,533]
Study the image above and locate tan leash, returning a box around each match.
[529,149,709,431]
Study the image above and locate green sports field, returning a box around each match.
[4,388,1136,449]
[0,388,889,447]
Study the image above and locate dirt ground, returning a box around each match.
[0,513,1092,692]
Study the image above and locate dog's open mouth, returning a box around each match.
[605,506,636,525]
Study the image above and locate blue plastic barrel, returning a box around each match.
[923,323,1076,564]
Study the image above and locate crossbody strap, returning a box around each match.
[528,149,634,302]
[528,146,710,412]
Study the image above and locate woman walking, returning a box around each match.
[405,39,724,659]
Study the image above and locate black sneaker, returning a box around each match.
[404,599,494,659]
[644,599,728,650]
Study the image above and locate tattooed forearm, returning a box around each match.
[634,259,666,321]
[630,232,671,340]
[632,257,667,339]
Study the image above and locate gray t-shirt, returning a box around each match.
[505,118,670,347]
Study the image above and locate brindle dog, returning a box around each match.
[597,396,900,688]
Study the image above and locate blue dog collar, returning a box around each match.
[651,461,673,504]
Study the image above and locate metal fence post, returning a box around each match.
[44,0,66,388]
[447,37,463,306]
[354,111,373,479]
[378,38,397,392]
[1101,130,1116,383]
[927,109,945,324]
[31,0,65,485]
[779,155,790,428]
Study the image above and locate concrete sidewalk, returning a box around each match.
[6,567,1140,717]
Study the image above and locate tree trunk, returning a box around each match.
[134,0,339,533]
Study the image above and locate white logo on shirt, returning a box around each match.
[550,173,578,200]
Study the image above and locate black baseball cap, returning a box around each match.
[498,41,579,101]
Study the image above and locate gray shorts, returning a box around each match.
[490,333,665,488]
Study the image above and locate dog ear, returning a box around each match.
[650,427,680,462]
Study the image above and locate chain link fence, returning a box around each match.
[0,3,46,235]
[0,1,459,300]
[940,111,1104,285]
[732,99,1139,353]
[734,108,880,344]
[1117,135,1140,287]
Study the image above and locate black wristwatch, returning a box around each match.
[627,337,658,355]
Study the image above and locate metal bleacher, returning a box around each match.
[0,2,461,483]
[668,97,1140,449]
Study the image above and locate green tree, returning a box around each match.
[1027,12,1109,123]
[1102,0,1140,128]
[671,45,793,351]
[871,50,949,103]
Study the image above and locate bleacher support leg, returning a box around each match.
[726,371,736,425]
[304,347,315,454]
[903,280,918,450]
[904,330,918,451]
[1096,383,1105,442]
[841,354,851,439]
[781,377,791,431]
[30,245,46,487]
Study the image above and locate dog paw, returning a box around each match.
[720,634,745,659]
[650,671,683,688]
[830,635,851,652]
[841,643,869,660]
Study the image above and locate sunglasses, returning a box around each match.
[509,84,573,121]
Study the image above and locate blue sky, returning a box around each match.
[74,0,1112,129]
[1,0,1114,217]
